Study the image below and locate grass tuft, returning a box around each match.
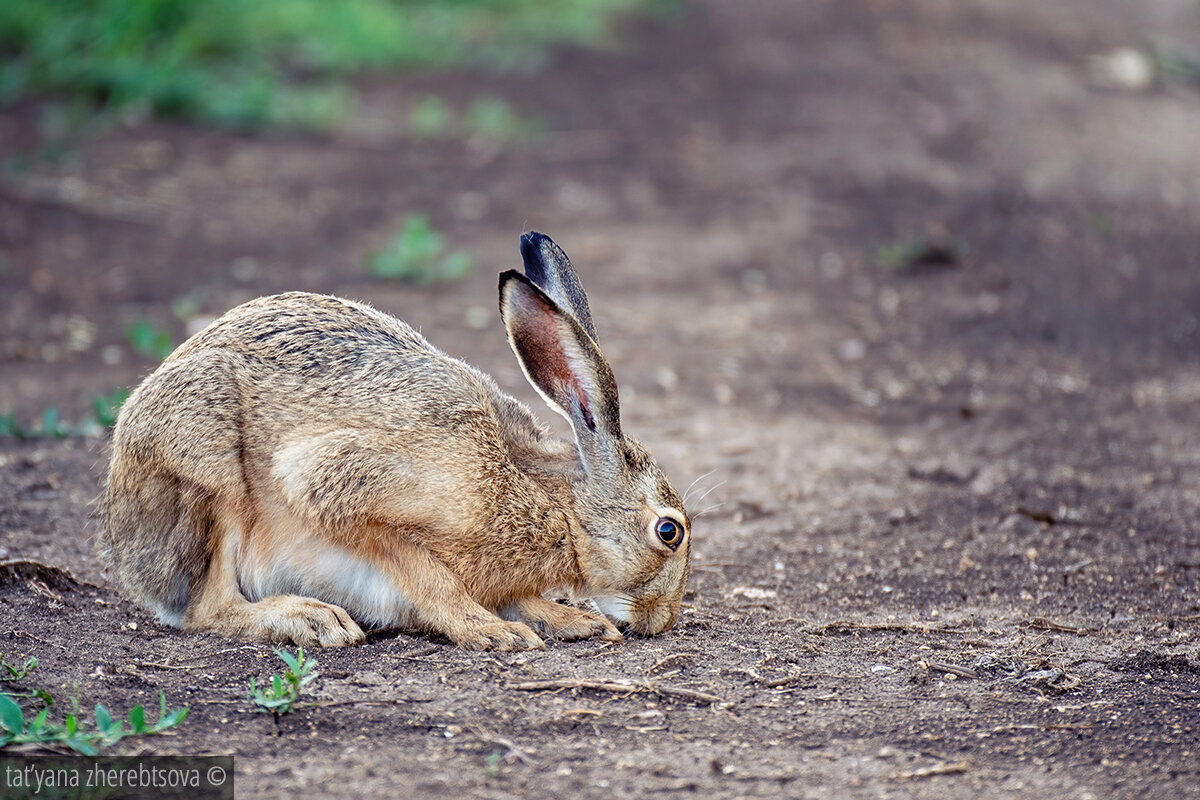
[367,215,474,283]
[125,318,175,361]
[249,648,318,716]
[0,654,188,755]
[0,0,667,131]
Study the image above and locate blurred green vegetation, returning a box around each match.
[408,94,542,142]
[0,0,665,129]
[367,214,474,283]
[124,318,175,360]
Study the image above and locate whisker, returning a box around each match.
[694,502,726,518]
[689,480,726,510]
[683,468,719,506]
[591,592,635,609]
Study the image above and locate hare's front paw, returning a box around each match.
[449,618,545,651]
[549,608,624,642]
[511,596,623,643]
[254,595,366,648]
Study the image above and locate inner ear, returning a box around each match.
[500,271,620,441]
[510,309,597,432]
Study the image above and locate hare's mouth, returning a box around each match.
[591,593,667,636]
[591,592,679,636]
[591,594,635,624]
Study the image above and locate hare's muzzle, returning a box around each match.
[594,593,680,637]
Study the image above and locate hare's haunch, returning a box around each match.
[101,232,690,650]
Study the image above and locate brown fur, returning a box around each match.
[101,234,690,650]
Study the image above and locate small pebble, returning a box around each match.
[1091,47,1155,90]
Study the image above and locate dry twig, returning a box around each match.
[761,671,862,688]
[814,620,960,634]
[506,678,724,705]
[1024,617,1089,635]
[925,661,978,680]
[394,645,440,660]
[316,697,435,709]
[131,660,208,671]
[897,761,969,780]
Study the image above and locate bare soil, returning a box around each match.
[2,1,1200,797]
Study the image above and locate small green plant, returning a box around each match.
[1092,212,1114,238]
[0,655,38,682]
[0,693,188,755]
[409,95,452,138]
[408,94,540,144]
[464,96,541,142]
[92,388,131,428]
[0,390,130,439]
[0,654,52,705]
[1151,42,1200,88]
[0,387,129,439]
[249,648,318,716]
[1,655,188,755]
[125,319,174,361]
[367,215,474,284]
[0,408,67,439]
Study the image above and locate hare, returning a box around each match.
[101,232,691,650]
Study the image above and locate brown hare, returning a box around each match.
[101,232,691,650]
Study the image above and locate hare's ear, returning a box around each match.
[500,271,622,476]
[519,231,599,343]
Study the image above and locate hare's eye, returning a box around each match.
[655,518,683,550]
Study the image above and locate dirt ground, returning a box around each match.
[2,0,1200,797]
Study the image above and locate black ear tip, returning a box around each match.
[520,231,550,266]
[521,232,555,280]
[520,230,548,249]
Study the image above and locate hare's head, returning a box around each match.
[500,232,691,635]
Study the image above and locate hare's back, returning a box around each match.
[172,292,436,367]
[171,292,512,435]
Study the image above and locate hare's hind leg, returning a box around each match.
[183,507,365,648]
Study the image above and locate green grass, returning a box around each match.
[409,95,452,138]
[0,693,188,755]
[125,318,175,361]
[93,388,131,428]
[0,408,67,439]
[409,94,542,143]
[248,648,318,716]
[0,654,188,755]
[0,316,160,438]
[0,0,667,130]
[464,96,542,142]
[1150,40,1200,88]
[1,655,39,684]
[368,214,474,283]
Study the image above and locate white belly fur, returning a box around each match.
[236,517,416,630]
